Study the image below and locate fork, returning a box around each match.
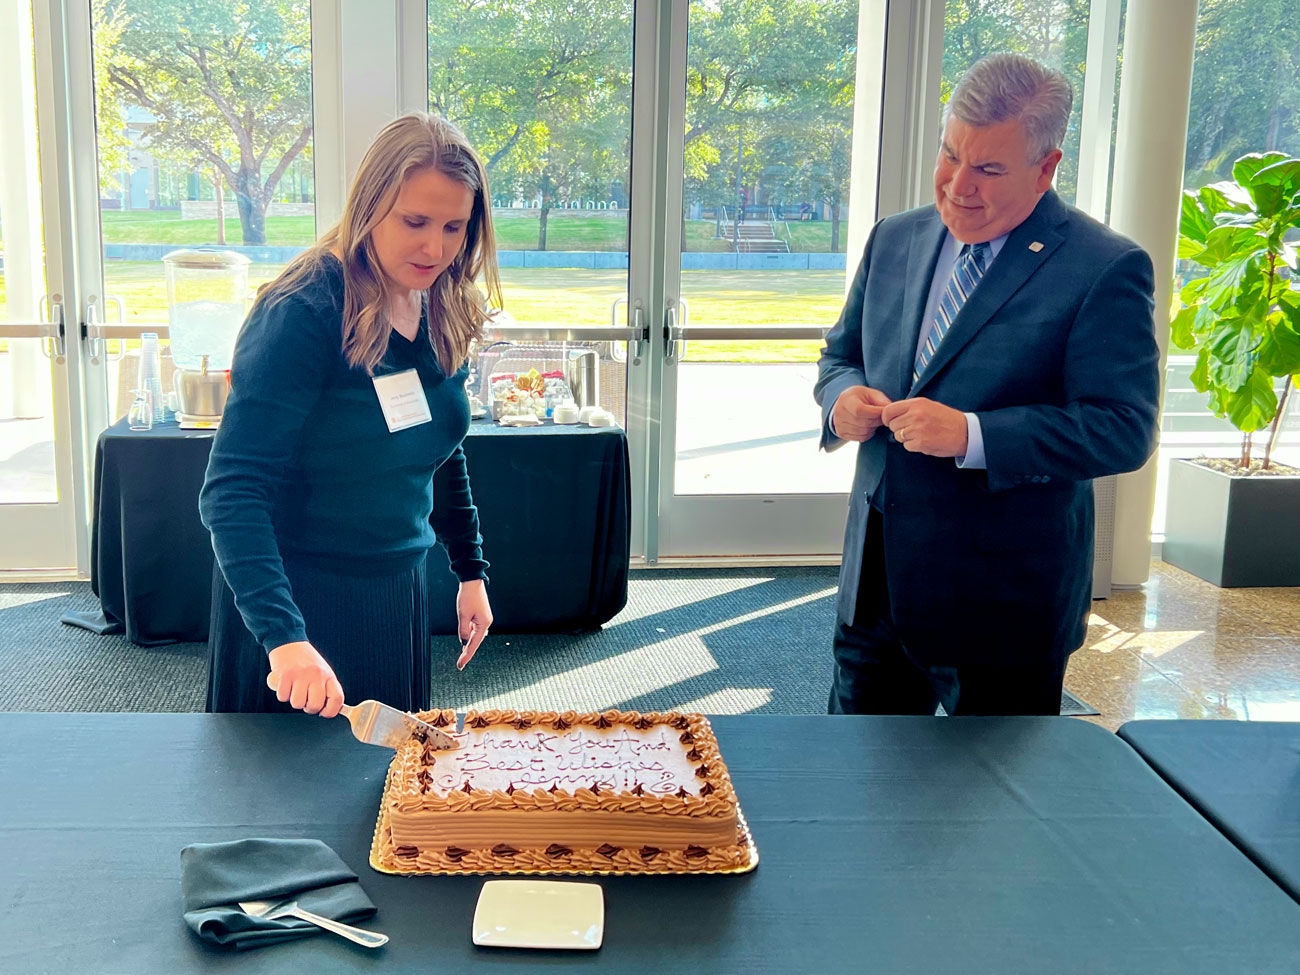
[238,899,389,948]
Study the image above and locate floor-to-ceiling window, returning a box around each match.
[653,0,871,559]
[0,1,82,570]
[427,0,886,561]
[670,0,860,498]
[2,0,1204,574]
[1162,0,1300,534]
[946,0,1300,539]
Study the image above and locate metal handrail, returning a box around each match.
[480,325,645,343]
[77,321,822,343]
[0,323,46,338]
[81,322,653,343]
[69,322,168,339]
[672,324,828,341]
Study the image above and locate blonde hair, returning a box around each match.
[254,112,502,375]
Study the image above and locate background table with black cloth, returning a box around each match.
[1119,719,1300,904]
[4,713,1300,973]
[84,417,629,645]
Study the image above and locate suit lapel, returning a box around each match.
[897,212,948,397]
[910,190,1069,397]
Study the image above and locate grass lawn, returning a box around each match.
[88,210,848,254]
[3,262,845,363]
[98,211,319,246]
[492,215,629,251]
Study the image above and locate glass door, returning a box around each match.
[426,0,649,546]
[650,0,872,559]
[85,0,318,428]
[0,1,82,572]
[421,0,886,562]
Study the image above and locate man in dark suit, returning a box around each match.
[814,53,1161,716]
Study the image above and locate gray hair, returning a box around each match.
[944,53,1073,161]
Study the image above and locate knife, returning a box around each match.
[267,674,459,750]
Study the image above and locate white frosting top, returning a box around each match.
[429,724,700,797]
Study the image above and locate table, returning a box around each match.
[1119,719,1300,904]
[82,417,629,644]
[2,713,1299,973]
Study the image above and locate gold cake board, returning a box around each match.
[368,766,759,877]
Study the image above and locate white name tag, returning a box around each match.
[372,368,433,433]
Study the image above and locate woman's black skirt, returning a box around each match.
[206,556,431,713]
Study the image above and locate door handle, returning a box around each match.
[84,295,129,364]
[663,298,690,362]
[105,296,127,361]
[39,294,67,363]
[85,297,104,364]
[664,304,681,363]
[612,297,650,361]
[631,303,647,361]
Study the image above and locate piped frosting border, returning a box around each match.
[373,709,758,876]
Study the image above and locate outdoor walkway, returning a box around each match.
[0,352,55,504]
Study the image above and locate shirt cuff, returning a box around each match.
[956,413,987,469]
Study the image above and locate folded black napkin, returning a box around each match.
[180,838,377,951]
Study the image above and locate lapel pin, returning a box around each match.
[1028,241,1044,252]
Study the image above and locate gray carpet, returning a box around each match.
[0,569,840,713]
[0,570,1095,715]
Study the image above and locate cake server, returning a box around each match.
[267,674,458,750]
[339,699,459,750]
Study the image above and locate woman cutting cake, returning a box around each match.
[200,112,498,716]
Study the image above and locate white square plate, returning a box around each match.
[472,880,604,950]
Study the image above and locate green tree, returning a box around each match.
[765,1,857,251]
[941,0,1090,203]
[96,0,313,244]
[92,0,132,201]
[683,0,857,249]
[682,0,788,223]
[429,0,632,250]
[1184,0,1300,189]
[787,121,853,252]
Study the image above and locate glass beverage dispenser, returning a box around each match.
[162,248,250,421]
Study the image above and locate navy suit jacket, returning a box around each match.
[814,190,1160,667]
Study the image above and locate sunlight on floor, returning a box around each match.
[468,637,723,713]
[0,589,70,611]
[1119,630,1207,660]
[693,587,838,636]
[674,688,774,713]
[1086,613,1206,661]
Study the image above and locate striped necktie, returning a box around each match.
[912,241,991,384]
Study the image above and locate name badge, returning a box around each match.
[372,369,432,433]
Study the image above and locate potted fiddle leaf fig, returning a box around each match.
[1163,151,1300,586]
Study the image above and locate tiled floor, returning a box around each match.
[1067,560,1300,730]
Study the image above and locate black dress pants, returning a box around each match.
[828,507,1067,717]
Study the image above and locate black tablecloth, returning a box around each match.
[83,417,629,644]
[88,421,218,644]
[2,713,1299,973]
[1119,719,1300,904]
